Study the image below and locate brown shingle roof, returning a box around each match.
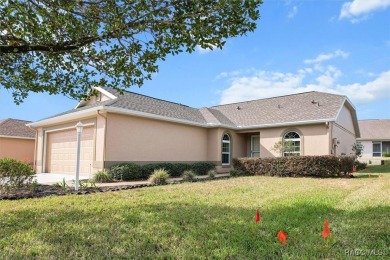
[211,92,346,126]
[358,119,390,140]
[32,88,352,130]
[0,118,35,138]
[103,88,207,124]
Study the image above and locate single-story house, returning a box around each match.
[28,87,359,175]
[357,119,390,159]
[0,118,35,163]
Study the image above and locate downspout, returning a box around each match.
[97,110,107,170]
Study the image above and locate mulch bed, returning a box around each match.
[0,176,230,200]
[0,183,155,200]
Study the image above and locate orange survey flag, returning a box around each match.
[322,219,331,238]
[277,230,287,246]
[255,210,260,223]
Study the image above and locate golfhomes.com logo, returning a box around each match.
[345,249,388,257]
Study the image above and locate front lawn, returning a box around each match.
[0,166,389,259]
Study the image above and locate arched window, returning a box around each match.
[283,131,301,156]
[222,134,231,165]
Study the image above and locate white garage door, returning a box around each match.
[46,127,94,175]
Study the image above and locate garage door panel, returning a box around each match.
[46,127,94,175]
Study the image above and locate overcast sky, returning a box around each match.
[1,0,389,122]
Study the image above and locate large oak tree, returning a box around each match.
[0,0,261,103]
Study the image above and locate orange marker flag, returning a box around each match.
[277,230,287,246]
[322,219,331,238]
[255,209,261,223]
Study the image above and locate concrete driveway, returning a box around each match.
[34,173,90,184]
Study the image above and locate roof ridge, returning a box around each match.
[211,91,346,108]
[106,87,191,108]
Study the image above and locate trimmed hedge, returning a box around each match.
[232,156,356,178]
[109,162,216,180]
[110,163,145,181]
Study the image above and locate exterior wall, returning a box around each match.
[254,124,330,158]
[0,137,35,163]
[105,113,209,166]
[332,104,356,156]
[34,116,103,174]
[360,140,373,158]
[335,105,355,133]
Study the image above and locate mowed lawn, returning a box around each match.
[1,164,389,259]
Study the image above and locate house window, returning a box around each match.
[251,135,260,157]
[373,142,382,157]
[283,131,301,156]
[222,134,231,165]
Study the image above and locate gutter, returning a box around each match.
[0,135,35,140]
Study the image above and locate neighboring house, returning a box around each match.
[357,119,390,159]
[28,87,360,175]
[0,118,35,163]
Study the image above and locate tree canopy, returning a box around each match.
[0,0,261,103]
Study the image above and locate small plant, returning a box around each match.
[181,170,196,182]
[208,169,217,179]
[93,170,113,183]
[353,160,367,171]
[148,168,170,185]
[383,151,390,157]
[352,142,364,157]
[53,178,69,190]
[78,180,89,190]
[229,169,240,177]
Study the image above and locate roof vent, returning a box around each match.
[278,104,282,109]
[311,100,317,104]
[237,106,241,110]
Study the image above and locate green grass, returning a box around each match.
[1,166,389,259]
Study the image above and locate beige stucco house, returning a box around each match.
[0,118,35,163]
[28,87,360,175]
[357,119,390,159]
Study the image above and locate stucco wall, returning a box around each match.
[332,104,356,156]
[256,124,329,158]
[335,105,355,133]
[105,113,209,164]
[0,137,35,163]
[360,140,373,158]
[332,124,356,155]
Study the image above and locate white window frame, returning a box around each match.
[251,135,260,157]
[283,131,301,157]
[222,134,231,165]
[372,142,382,157]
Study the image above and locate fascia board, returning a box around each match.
[26,106,104,128]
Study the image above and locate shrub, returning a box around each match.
[142,163,190,178]
[0,158,36,193]
[148,168,170,185]
[110,163,145,181]
[93,171,113,183]
[191,162,216,175]
[208,169,217,179]
[383,151,390,157]
[232,156,356,178]
[229,169,241,177]
[182,170,196,182]
[353,160,367,171]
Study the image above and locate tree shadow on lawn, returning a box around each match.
[0,201,389,259]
